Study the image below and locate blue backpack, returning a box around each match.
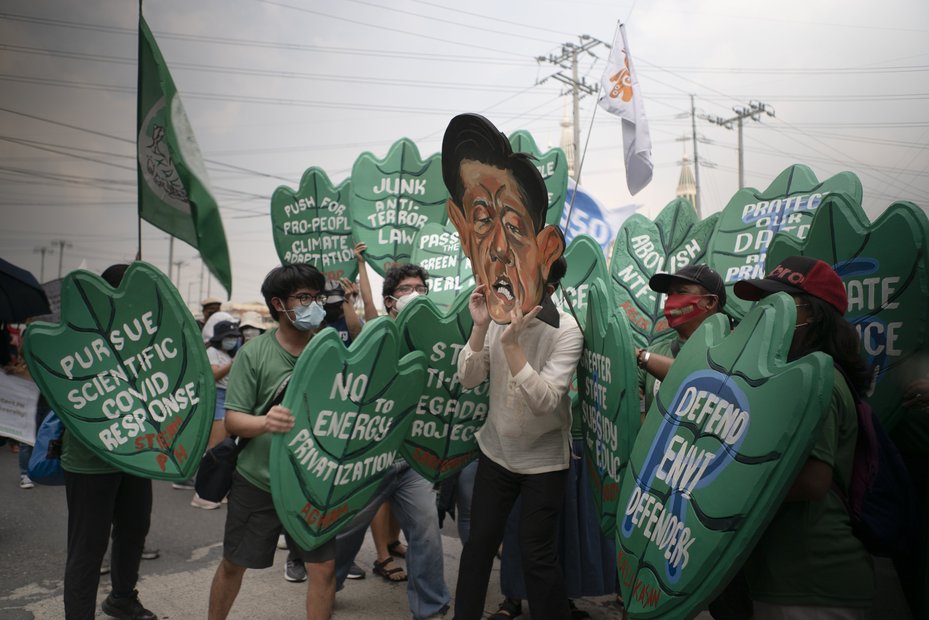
[27,410,65,485]
[833,367,916,557]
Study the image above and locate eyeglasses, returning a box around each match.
[288,293,328,306]
[394,284,429,295]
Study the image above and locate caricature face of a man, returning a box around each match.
[449,159,562,324]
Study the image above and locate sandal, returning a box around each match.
[387,539,407,558]
[489,598,522,620]
[372,557,407,583]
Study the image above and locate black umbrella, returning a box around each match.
[0,257,51,322]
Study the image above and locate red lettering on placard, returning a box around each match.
[300,501,349,530]
[155,453,168,471]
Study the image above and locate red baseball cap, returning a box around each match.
[733,255,848,315]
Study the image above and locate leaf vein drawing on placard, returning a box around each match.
[22,262,215,480]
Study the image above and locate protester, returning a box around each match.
[321,278,363,345]
[61,263,157,620]
[200,297,222,327]
[201,310,235,347]
[191,319,242,510]
[238,311,266,343]
[735,255,873,618]
[207,264,336,620]
[489,258,616,620]
[443,113,582,620]
[330,263,451,619]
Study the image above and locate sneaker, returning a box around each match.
[100,558,111,575]
[171,479,195,490]
[284,557,307,583]
[100,590,157,620]
[19,475,34,489]
[346,562,366,580]
[190,493,222,510]
[141,547,160,560]
[277,534,287,550]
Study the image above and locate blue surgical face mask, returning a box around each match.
[288,301,325,331]
[221,337,239,351]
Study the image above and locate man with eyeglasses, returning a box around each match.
[208,263,337,620]
[330,262,452,620]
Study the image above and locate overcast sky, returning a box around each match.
[2,0,928,303]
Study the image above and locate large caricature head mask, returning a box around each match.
[442,113,565,324]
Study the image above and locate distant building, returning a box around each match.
[676,155,697,209]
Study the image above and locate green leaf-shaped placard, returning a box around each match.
[270,167,357,281]
[555,234,611,329]
[615,293,833,618]
[508,130,568,227]
[22,262,214,480]
[410,221,475,312]
[395,288,487,482]
[577,277,640,536]
[767,195,929,429]
[706,164,862,320]
[610,198,718,349]
[270,318,426,550]
[350,138,449,277]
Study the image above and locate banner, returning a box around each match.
[561,179,618,251]
[350,138,449,277]
[598,22,653,195]
[767,194,929,430]
[270,318,425,550]
[396,289,487,482]
[611,198,718,348]
[508,130,569,227]
[705,164,862,320]
[271,167,357,281]
[22,262,214,480]
[616,293,832,617]
[410,222,474,312]
[0,372,40,445]
[137,15,232,296]
[577,277,640,535]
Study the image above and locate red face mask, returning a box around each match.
[663,294,711,328]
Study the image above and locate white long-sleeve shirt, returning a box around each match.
[457,310,584,474]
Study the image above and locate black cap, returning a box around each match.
[210,320,241,345]
[649,264,726,307]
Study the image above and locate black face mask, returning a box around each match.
[324,302,343,324]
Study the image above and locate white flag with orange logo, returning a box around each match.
[598,22,653,195]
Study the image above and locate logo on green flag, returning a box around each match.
[705,164,862,320]
[350,138,449,277]
[616,293,832,617]
[271,167,357,281]
[22,262,214,480]
[137,15,232,296]
[270,319,426,550]
[767,194,929,429]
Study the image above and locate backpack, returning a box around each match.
[27,410,65,485]
[832,366,917,557]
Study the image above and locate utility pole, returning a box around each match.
[536,35,603,180]
[690,95,702,218]
[167,237,175,282]
[707,100,775,189]
[199,257,205,303]
[173,260,185,289]
[52,239,72,278]
[33,245,54,282]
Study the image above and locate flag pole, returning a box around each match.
[562,84,602,234]
[135,0,144,261]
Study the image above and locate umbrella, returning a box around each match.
[0,257,51,322]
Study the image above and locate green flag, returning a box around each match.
[137,14,232,296]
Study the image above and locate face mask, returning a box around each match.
[241,327,260,341]
[392,291,420,313]
[288,301,325,331]
[663,294,712,328]
[221,337,239,351]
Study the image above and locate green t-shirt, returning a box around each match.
[637,336,681,415]
[61,428,119,474]
[224,328,298,493]
[744,367,874,607]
